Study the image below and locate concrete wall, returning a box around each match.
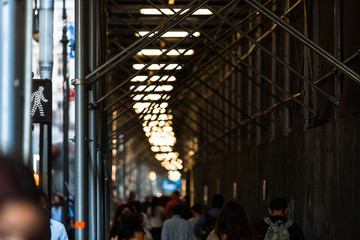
[191,113,360,239]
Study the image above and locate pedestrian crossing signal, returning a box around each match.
[31,79,52,123]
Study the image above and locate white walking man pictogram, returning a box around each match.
[31,86,48,117]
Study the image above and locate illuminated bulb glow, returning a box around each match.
[133,93,166,101]
[136,31,201,38]
[148,171,157,181]
[140,8,212,15]
[137,49,194,56]
[168,171,181,182]
[133,64,182,70]
[131,85,173,92]
[131,75,176,82]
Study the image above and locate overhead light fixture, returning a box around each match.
[140,8,212,16]
[131,75,176,82]
[131,85,174,92]
[133,93,167,101]
[168,170,181,182]
[136,31,201,38]
[133,64,182,70]
[137,49,194,56]
[168,0,175,5]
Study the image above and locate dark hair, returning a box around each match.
[128,200,142,213]
[215,201,257,240]
[173,190,181,197]
[0,155,39,206]
[191,203,203,214]
[109,204,136,238]
[116,214,145,240]
[269,198,288,212]
[212,194,224,208]
[172,204,184,215]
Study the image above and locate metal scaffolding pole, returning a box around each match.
[74,0,88,239]
[206,4,338,106]
[61,0,70,227]
[88,0,97,238]
[23,0,33,165]
[0,0,27,158]
[270,0,277,140]
[244,0,360,85]
[95,0,105,238]
[88,90,97,240]
[39,0,54,197]
[284,0,290,136]
[87,0,210,85]
[334,0,343,119]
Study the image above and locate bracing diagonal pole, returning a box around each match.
[244,0,360,86]
[86,0,209,85]
[206,4,338,107]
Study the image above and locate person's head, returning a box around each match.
[172,204,185,216]
[110,204,136,238]
[171,191,181,199]
[52,193,63,206]
[215,201,256,240]
[191,203,202,216]
[115,214,145,240]
[39,192,48,210]
[128,200,142,214]
[268,198,288,216]
[114,204,136,221]
[212,194,224,209]
[0,155,48,240]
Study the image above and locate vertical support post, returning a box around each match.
[0,0,26,158]
[39,0,54,197]
[334,0,343,118]
[74,0,88,239]
[247,15,253,143]
[39,0,54,79]
[255,14,262,145]
[104,156,111,240]
[88,0,97,238]
[236,43,242,151]
[312,0,319,115]
[96,0,105,238]
[61,0,70,227]
[303,1,310,130]
[283,0,290,136]
[23,0,33,166]
[89,90,97,240]
[270,0,277,141]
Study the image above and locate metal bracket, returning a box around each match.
[89,102,98,110]
[69,137,75,143]
[71,78,87,85]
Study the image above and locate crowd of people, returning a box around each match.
[109,191,305,240]
[0,155,305,240]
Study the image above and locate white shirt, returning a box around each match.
[50,219,69,240]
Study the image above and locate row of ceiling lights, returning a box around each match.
[129,7,211,182]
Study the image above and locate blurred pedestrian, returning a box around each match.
[109,204,136,239]
[0,155,49,240]
[147,197,166,240]
[40,192,69,240]
[188,203,203,240]
[255,197,305,240]
[207,201,257,240]
[162,205,193,240]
